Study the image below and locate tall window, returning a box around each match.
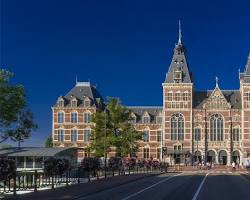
[71,129,78,142]
[58,112,64,123]
[175,91,181,101]
[143,148,149,159]
[84,129,91,142]
[71,112,78,123]
[194,127,201,141]
[171,113,184,140]
[157,148,161,159]
[57,129,64,142]
[167,91,173,101]
[232,127,240,141]
[83,112,91,123]
[183,91,188,101]
[157,130,161,142]
[143,130,149,142]
[210,114,223,141]
[246,93,250,101]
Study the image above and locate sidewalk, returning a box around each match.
[5,173,159,200]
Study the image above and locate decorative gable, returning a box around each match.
[203,87,231,110]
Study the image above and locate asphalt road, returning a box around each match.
[75,172,250,200]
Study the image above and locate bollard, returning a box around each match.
[13,172,17,196]
[34,170,38,192]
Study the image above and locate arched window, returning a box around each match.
[194,127,201,141]
[210,114,223,141]
[232,127,240,141]
[83,112,91,123]
[71,112,78,123]
[58,112,64,123]
[71,129,78,142]
[171,113,184,140]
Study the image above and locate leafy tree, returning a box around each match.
[45,136,53,147]
[90,97,141,157]
[0,69,37,145]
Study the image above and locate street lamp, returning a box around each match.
[104,108,107,178]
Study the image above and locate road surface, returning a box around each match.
[75,171,250,200]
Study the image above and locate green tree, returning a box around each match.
[90,97,141,157]
[0,69,37,146]
[45,136,53,147]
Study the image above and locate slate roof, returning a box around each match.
[193,90,241,109]
[165,43,192,83]
[0,147,78,157]
[240,53,250,83]
[127,106,162,124]
[54,82,103,108]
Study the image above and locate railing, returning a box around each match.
[0,166,165,196]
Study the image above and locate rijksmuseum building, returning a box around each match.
[52,26,250,166]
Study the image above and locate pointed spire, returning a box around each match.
[215,76,219,88]
[75,75,78,84]
[178,20,182,44]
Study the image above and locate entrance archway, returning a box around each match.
[232,151,240,164]
[194,151,202,163]
[207,150,216,163]
[218,150,227,165]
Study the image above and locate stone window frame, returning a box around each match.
[57,111,65,123]
[232,126,240,141]
[83,111,91,124]
[71,128,78,142]
[209,113,224,141]
[71,111,78,123]
[143,148,150,159]
[171,113,184,141]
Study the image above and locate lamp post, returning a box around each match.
[104,108,107,179]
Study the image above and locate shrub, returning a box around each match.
[108,157,122,171]
[0,157,16,180]
[81,157,101,172]
[44,158,70,175]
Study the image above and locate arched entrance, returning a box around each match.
[218,150,227,165]
[194,151,202,163]
[232,151,240,164]
[207,150,216,163]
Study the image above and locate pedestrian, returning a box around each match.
[232,161,236,172]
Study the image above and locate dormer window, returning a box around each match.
[58,97,64,107]
[142,114,150,124]
[174,69,182,83]
[130,113,137,124]
[84,98,91,107]
[71,99,77,107]
[156,116,162,124]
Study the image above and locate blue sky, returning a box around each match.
[1,0,250,146]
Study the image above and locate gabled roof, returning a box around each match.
[54,82,103,108]
[0,147,78,157]
[240,52,250,83]
[193,90,241,109]
[127,106,162,124]
[165,43,192,83]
